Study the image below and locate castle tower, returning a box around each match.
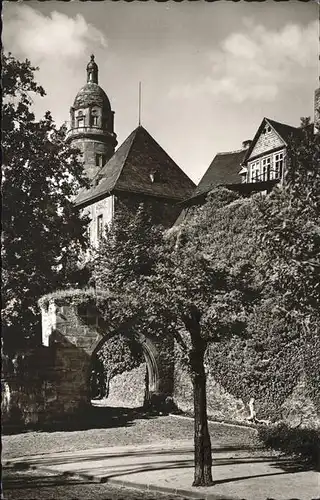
[66,55,117,180]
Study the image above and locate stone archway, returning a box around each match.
[40,298,174,422]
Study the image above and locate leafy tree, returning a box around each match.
[91,191,257,486]
[147,189,260,486]
[2,52,90,354]
[90,203,166,401]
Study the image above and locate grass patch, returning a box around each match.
[257,422,320,470]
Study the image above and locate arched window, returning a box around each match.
[91,109,99,127]
[77,111,84,128]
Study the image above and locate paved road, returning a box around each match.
[4,441,319,500]
[2,468,186,500]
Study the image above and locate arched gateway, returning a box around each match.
[40,298,174,422]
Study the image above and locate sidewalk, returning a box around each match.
[5,441,319,500]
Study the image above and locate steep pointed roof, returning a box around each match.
[243,117,301,163]
[192,149,248,199]
[267,118,300,142]
[75,126,195,207]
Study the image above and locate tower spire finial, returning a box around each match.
[87,54,98,84]
[138,81,142,126]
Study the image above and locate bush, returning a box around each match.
[258,422,320,470]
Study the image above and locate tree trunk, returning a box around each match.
[190,339,213,486]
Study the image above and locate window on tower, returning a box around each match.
[95,154,106,167]
[77,111,84,128]
[91,109,99,127]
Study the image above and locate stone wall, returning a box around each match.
[1,298,175,428]
[173,359,320,426]
[173,359,248,421]
[82,195,114,248]
[72,137,115,180]
[102,363,147,408]
[1,348,57,429]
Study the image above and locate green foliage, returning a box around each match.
[258,422,320,470]
[206,121,320,419]
[86,204,166,384]
[93,334,144,398]
[256,120,320,411]
[208,300,303,419]
[146,188,255,348]
[38,287,105,310]
[2,53,90,353]
[92,204,166,332]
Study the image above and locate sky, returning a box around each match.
[3,0,319,183]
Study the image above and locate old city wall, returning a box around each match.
[2,298,174,429]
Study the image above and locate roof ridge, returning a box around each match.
[75,125,195,208]
[265,117,299,130]
[110,128,138,187]
[131,125,195,185]
[92,128,137,185]
[216,149,246,156]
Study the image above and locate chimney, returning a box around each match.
[242,139,252,149]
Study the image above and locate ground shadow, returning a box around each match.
[2,467,92,491]
[4,452,316,497]
[3,405,168,435]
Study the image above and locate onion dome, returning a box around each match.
[73,84,111,113]
[73,55,111,113]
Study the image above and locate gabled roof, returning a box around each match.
[243,117,301,163]
[267,118,301,143]
[190,149,248,199]
[75,126,195,207]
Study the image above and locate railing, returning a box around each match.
[66,126,107,140]
[249,168,283,183]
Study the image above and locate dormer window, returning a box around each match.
[150,170,161,183]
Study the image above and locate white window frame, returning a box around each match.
[261,157,271,181]
[273,151,284,180]
[249,160,260,183]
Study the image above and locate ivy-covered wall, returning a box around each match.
[173,359,248,422]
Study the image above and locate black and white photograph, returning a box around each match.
[2,1,319,499]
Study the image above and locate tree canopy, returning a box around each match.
[2,52,90,353]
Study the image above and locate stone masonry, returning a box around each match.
[38,298,174,422]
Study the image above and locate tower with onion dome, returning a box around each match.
[66,55,117,180]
